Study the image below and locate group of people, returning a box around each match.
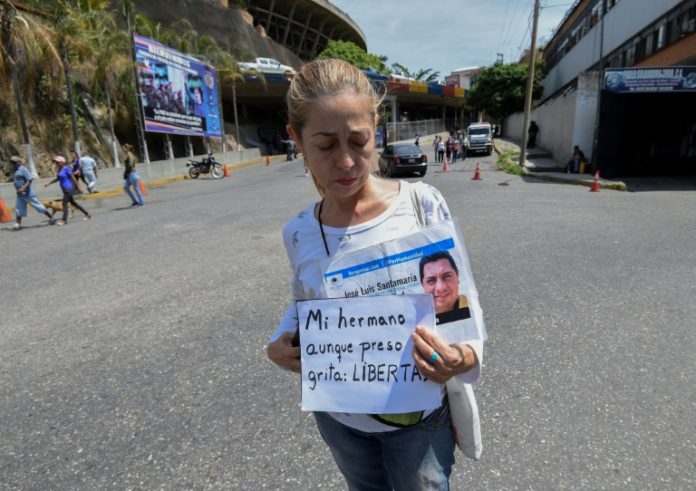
[8,143,144,231]
[433,133,466,164]
[267,58,484,489]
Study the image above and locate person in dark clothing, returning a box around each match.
[44,155,91,225]
[566,145,586,173]
[527,121,539,149]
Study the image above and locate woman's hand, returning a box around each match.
[266,332,301,373]
[411,325,477,384]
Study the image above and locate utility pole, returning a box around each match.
[518,0,541,168]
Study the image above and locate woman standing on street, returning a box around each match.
[122,143,144,206]
[266,59,483,490]
[44,155,91,225]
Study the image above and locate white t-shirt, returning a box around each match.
[79,156,97,174]
[271,180,483,432]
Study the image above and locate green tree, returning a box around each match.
[466,62,544,121]
[318,39,388,74]
[1,0,61,176]
[58,0,130,166]
[391,63,440,82]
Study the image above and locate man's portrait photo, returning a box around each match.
[419,250,471,325]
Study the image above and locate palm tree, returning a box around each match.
[414,68,440,82]
[58,0,129,166]
[1,0,61,177]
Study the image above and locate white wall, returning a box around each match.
[543,0,682,97]
[571,71,601,161]
[504,87,579,164]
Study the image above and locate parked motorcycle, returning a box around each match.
[186,153,224,179]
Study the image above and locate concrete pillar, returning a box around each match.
[390,96,398,142]
[572,71,601,161]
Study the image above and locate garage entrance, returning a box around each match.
[597,67,696,178]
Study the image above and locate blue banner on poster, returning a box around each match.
[133,34,222,138]
[604,66,696,93]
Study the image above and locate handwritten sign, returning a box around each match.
[296,294,441,414]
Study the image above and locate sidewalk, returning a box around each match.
[0,148,265,206]
[494,137,627,191]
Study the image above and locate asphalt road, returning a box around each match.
[2,151,695,490]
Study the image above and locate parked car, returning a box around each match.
[379,143,428,177]
[466,123,493,155]
[237,57,295,75]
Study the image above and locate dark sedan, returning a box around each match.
[379,143,428,177]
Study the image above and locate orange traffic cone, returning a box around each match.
[0,197,12,223]
[590,170,600,192]
[223,164,231,177]
[138,179,149,197]
[442,154,449,172]
[472,162,482,180]
[266,155,271,166]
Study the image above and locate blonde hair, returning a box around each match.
[286,59,385,197]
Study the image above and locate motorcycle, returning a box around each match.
[186,153,224,179]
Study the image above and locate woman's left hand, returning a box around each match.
[411,325,476,384]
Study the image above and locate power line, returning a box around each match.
[498,0,513,53]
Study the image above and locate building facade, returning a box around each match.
[505,0,696,177]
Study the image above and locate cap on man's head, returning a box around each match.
[53,155,66,164]
[10,155,22,163]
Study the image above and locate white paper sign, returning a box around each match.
[322,220,487,346]
[296,294,441,414]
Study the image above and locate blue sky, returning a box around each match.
[331,0,571,78]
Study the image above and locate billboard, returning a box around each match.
[604,67,696,93]
[133,33,222,138]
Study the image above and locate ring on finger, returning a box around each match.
[429,351,440,363]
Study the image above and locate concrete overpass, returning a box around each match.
[226,0,366,61]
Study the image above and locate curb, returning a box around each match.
[493,141,627,191]
[5,156,279,212]
[523,173,628,191]
[75,156,279,203]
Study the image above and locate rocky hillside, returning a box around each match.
[127,0,303,69]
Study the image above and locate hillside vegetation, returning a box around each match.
[1,0,254,178]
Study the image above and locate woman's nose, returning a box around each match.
[335,144,355,170]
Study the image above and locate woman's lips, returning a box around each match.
[336,178,357,186]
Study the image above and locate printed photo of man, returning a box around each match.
[419,250,471,324]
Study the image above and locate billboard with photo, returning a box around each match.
[133,33,222,138]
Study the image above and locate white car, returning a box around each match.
[238,57,295,75]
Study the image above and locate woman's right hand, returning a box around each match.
[266,332,301,373]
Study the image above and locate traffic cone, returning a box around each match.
[472,162,482,180]
[0,197,12,223]
[442,154,449,172]
[138,179,149,197]
[223,164,231,177]
[266,155,271,166]
[590,170,600,192]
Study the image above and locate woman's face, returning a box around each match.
[291,91,376,201]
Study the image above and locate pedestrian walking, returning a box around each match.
[452,137,461,163]
[437,137,445,163]
[445,136,454,162]
[266,58,483,490]
[44,155,91,226]
[79,152,98,193]
[122,143,144,207]
[70,151,88,191]
[9,155,54,231]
